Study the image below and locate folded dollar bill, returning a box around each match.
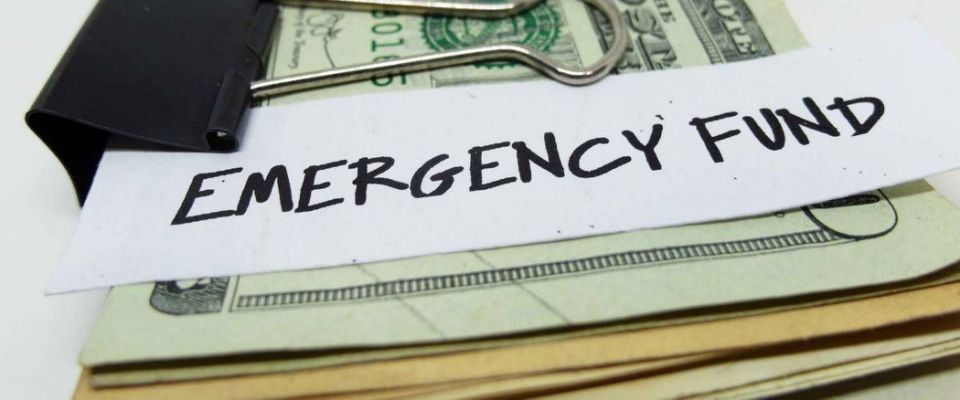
[82,181,960,367]
[75,279,960,398]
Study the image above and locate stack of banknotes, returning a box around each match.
[73,0,960,398]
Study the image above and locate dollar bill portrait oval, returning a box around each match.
[421,2,562,68]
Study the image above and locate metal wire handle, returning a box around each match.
[250,0,628,99]
[275,0,543,18]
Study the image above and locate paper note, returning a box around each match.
[49,21,960,292]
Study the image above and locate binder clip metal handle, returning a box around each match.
[253,0,629,98]
[279,0,544,18]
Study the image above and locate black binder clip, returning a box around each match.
[25,0,627,202]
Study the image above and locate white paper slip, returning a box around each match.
[48,21,960,293]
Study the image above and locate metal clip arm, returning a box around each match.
[275,0,543,18]
[250,0,628,99]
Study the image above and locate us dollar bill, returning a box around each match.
[83,182,960,369]
[81,0,960,382]
[91,263,960,387]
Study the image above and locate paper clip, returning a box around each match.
[253,0,629,98]
[26,0,627,202]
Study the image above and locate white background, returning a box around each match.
[1,0,958,398]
